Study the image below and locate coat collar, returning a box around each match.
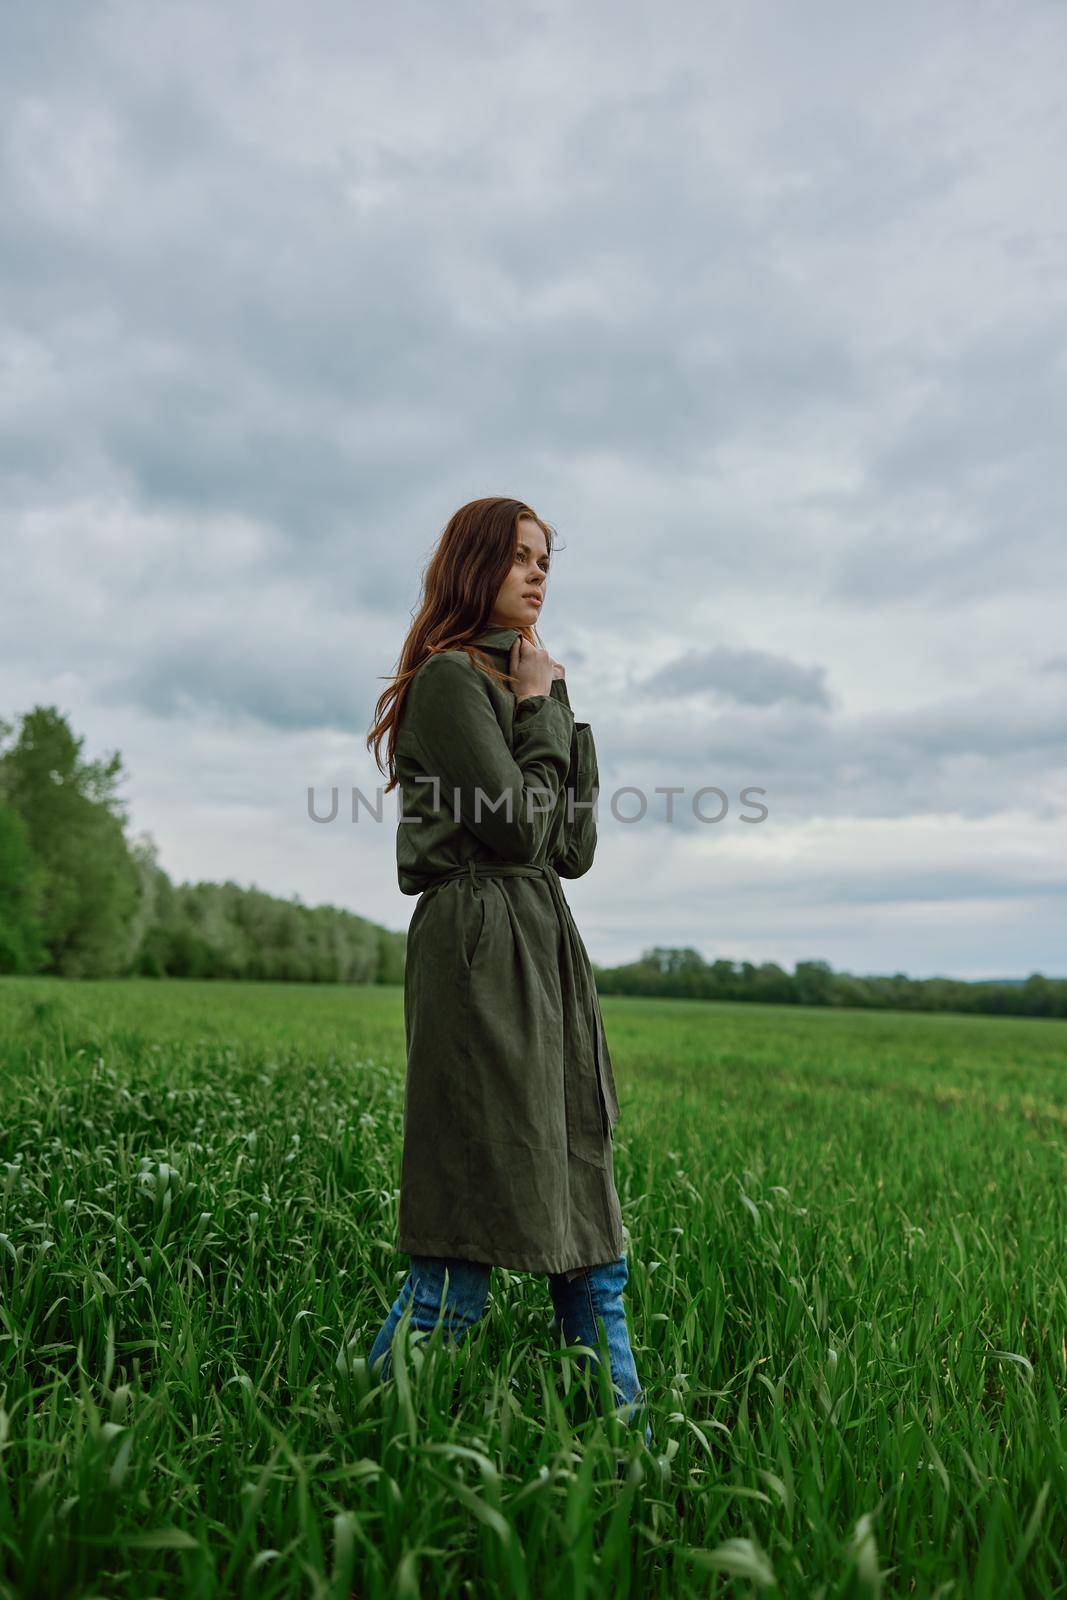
[467,625,521,653]
[464,623,573,711]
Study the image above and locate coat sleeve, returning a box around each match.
[546,678,600,880]
[407,650,576,863]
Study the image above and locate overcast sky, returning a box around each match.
[2,0,1065,978]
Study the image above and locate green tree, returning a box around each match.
[794,958,836,1007]
[1020,972,1055,1018]
[0,706,141,976]
[0,797,47,972]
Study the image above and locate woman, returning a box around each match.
[365,496,651,1449]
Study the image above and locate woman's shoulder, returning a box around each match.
[415,647,471,674]
[402,649,509,748]
[409,647,476,697]
[414,646,509,688]
[405,648,491,714]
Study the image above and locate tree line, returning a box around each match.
[594,947,1066,1018]
[1,705,1060,1016]
[0,707,404,983]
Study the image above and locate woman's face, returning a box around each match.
[489,516,550,630]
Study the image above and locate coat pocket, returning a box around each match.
[462,890,488,970]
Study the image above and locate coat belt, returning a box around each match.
[420,860,615,1156]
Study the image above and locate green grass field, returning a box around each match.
[0,976,1063,1598]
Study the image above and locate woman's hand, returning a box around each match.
[510,636,563,702]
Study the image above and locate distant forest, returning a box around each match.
[0,707,404,985]
[595,949,1067,1019]
[1,705,1062,1018]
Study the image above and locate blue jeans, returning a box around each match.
[367,1252,652,1450]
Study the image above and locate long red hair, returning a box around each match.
[367,497,558,792]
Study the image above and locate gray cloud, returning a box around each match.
[596,681,1067,827]
[635,646,833,708]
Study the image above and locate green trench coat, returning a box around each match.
[392,624,624,1277]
